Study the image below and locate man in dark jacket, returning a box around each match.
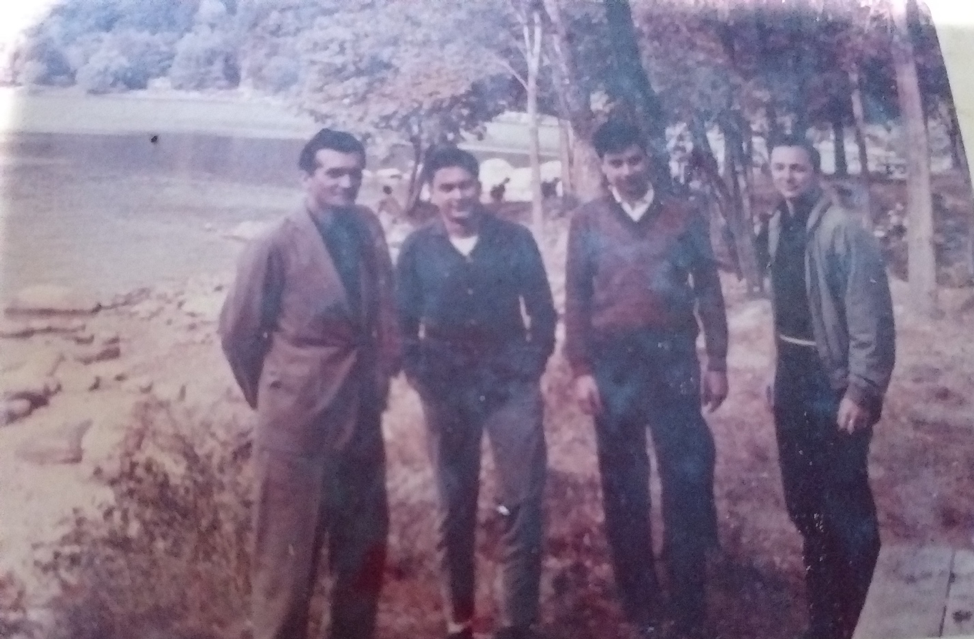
[762,135,895,639]
[564,120,729,639]
[219,128,400,639]
[396,146,557,639]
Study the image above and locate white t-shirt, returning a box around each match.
[450,235,479,257]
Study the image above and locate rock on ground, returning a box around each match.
[5,285,100,316]
[0,373,61,408]
[1,398,34,425]
[16,419,93,465]
[223,220,270,242]
[73,343,121,365]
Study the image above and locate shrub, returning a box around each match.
[35,399,253,639]
[0,572,34,639]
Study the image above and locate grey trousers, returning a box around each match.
[250,419,388,639]
[418,379,547,629]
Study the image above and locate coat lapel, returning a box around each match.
[805,190,833,235]
[290,209,353,319]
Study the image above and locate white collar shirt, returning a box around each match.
[611,186,655,222]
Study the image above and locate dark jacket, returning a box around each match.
[395,213,557,391]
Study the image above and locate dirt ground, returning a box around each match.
[1,161,974,638]
[1,256,973,639]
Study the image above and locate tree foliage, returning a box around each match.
[14,0,239,93]
[8,0,967,299]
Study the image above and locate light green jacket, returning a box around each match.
[768,189,896,419]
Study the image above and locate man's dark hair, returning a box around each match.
[768,134,822,173]
[593,120,647,158]
[298,128,365,174]
[422,146,480,184]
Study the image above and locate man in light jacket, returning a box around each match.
[219,128,399,639]
[761,135,895,639]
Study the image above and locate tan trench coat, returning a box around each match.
[219,206,400,454]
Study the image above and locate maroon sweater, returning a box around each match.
[564,194,728,376]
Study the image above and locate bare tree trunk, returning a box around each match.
[937,92,974,282]
[603,0,669,182]
[849,62,872,224]
[722,118,764,297]
[690,116,714,159]
[524,9,544,234]
[691,117,742,276]
[558,118,574,197]
[940,99,970,175]
[406,135,424,212]
[832,110,848,177]
[542,0,603,201]
[891,0,938,315]
[572,137,605,199]
[766,101,783,140]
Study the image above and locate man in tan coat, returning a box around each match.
[219,128,400,639]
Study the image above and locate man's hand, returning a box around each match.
[837,396,870,433]
[701,370,728,413]
[574,374,604,416]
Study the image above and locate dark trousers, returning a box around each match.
[251,405,388,639]
[774,341,880,639]
[418,377,547,629]
[592,331,718,630]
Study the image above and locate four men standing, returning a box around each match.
[219,125,895,639]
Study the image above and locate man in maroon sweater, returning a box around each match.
[564,120,729,639]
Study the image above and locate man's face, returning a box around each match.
[303,148,364,210]
[600,144,651,199]
[428,165,482,225]
[769,145,818,201]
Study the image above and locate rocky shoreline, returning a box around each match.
[0,276,247,593]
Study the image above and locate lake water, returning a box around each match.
[0,91,559,302]
[0,130,324,302]
[0,127,549,303]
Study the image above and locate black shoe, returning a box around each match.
[446,628,474,639]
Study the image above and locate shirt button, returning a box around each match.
[467,288,474,296]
